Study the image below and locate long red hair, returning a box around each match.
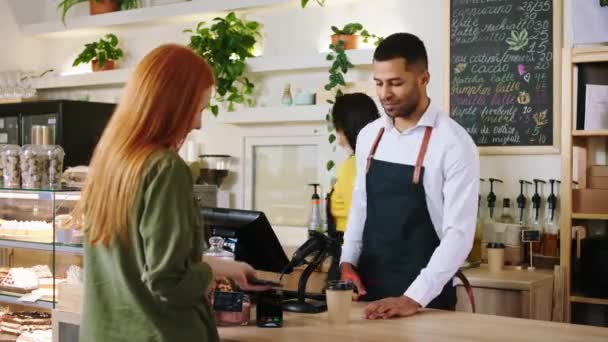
[74,44,215,246]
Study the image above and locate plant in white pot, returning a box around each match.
[72,34,124,72]
[57,0,142,24]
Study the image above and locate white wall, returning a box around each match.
[1,0,574,239]
[0,1,42,70]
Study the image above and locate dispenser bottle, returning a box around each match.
[517,180,533,226]
[543,179,560,257]
[308,183,324,238]
[530,179,546,255]
[499,198,515,224]
[468,178,485,263]
[482,178,503,262]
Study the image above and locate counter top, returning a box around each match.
[219,303,608,342]
[459,264,554,291]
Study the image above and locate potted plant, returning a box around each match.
[57,0,142,24]
[301,0,325,7]
[185,12,261,116]
[72,34,124,72]
[330,23,382,50]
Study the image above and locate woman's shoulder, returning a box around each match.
[337,156,356,180]
[144,149,191,182]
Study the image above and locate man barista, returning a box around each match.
[340,33,479,319]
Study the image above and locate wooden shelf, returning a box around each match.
[30,68,132,90]
[247,49,374,73]
[572,130,608,137]
[216,104,330,125]
[572,213,608,220]
[21,0,289,37]
[31,50,373,90]
[570,295,608,306]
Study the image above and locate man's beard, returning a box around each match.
[383,99,418,119]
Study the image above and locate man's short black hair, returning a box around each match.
[332,93,380,151]
[373,33,428,71]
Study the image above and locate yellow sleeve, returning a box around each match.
[330,156,356,232]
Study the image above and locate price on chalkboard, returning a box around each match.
[521,229,541,242]
[449,0,554,147]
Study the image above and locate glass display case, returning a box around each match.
[0,187,82,316]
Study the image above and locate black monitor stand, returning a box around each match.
[282,236,338,314]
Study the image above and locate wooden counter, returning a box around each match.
[456,265,555,321]
[219,303,608,342]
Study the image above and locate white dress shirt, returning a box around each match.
[340,105,480,308]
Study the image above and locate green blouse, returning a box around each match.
[80,150,218,342]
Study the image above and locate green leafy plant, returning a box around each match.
[331,23,382,43]
[72,34,124,68]
[301,0,326,7]
[506,29,529,51]
[324,25,382,171]
[185,12,261,116]
[57,0,142,25]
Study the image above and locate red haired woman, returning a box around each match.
[76,44,266,341]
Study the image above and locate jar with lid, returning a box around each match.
[1,145,21,188]
[44,145,65,188]
[205,236,235,260]
[20,145,48,189]
[213,292,251,326]
[204,237,250,326]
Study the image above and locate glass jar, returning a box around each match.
[44,145,65,188]
[20,145,48,189]
[213,292,251,326]
[205,236,234,260]
[1,145,21,188]
[204,237,235,292]
[204,237,250,326]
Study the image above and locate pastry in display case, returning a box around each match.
[0,187,83,340]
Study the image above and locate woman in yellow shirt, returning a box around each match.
[330,93,380,234]
[327,93,379,281]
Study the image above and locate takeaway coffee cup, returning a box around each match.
[487,242,506,274]
[326,280,354,324]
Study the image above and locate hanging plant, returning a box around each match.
[301,0,326,8]
[185,12,261,116]
[324,24,382,171]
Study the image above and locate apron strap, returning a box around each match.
[412,127,433,185]
[366,127,385,174]
[455,270,476,313]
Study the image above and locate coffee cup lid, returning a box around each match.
[486,242,505,248]
[327,280,354,291]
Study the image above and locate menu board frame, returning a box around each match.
[444,0,562,155]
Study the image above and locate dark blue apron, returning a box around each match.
[357,126,457,310]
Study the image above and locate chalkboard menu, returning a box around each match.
[450,0,555,148]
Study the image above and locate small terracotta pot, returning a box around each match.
[331,34,359,50]
[92,60,115,72]
[89,0,119,16]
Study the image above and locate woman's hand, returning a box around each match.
[204,256,271,292]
